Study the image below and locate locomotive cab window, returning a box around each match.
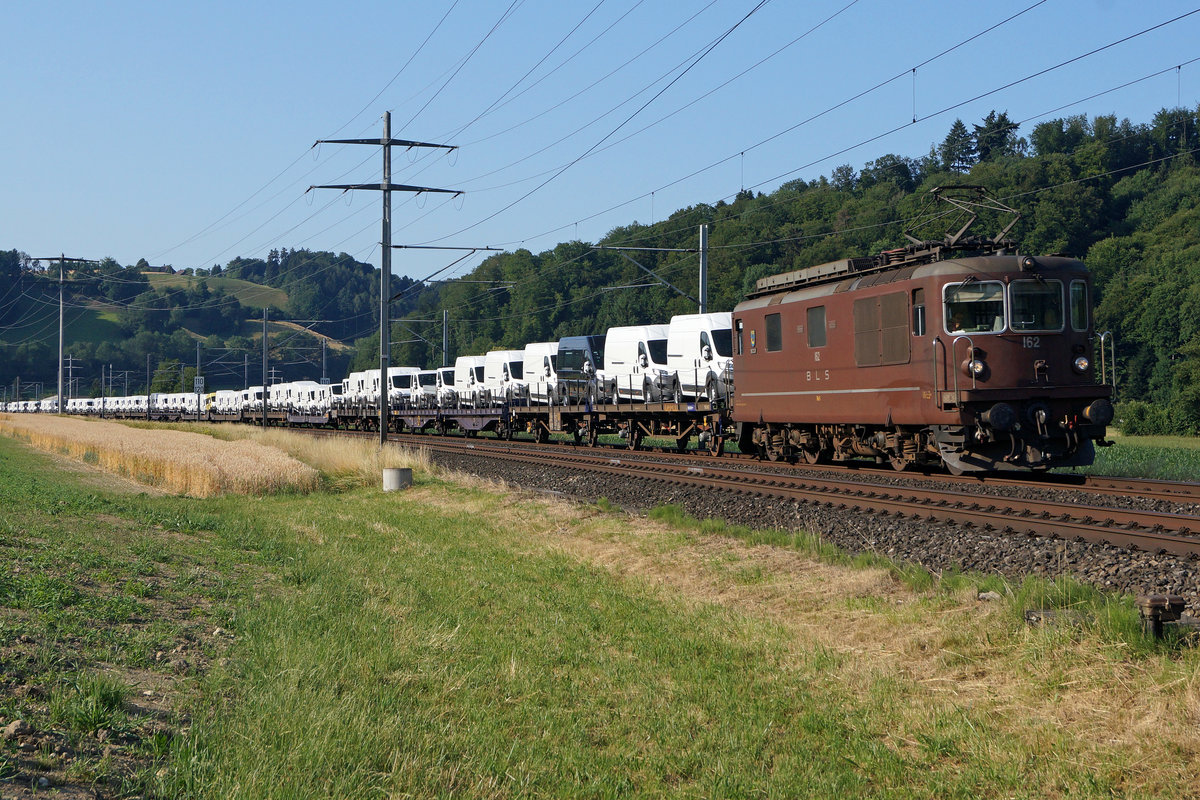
[765,313,782,352]
[1010,280,1064,332]
[806,306,826,347]
[1069,281,1089,332]
[944,281,1005,334]
[912,288,925,336]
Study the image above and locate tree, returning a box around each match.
[939,119,975,172]
[973,110,1023,162]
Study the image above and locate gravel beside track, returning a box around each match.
[430,448,1200,613]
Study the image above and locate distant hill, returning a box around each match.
[143,272,287,310]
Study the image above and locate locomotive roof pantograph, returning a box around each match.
[747,186,1025,299]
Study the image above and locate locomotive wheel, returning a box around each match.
[801,446,827,465]
[889,454,908,472]
[764,434,787,462]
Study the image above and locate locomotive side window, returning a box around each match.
[765,313,782,352]
[807,306,827,347]
[735,318,744,355]
[1070,281,1089,331]
[944,281,1005,334]
[1010,280,1064,332]
[912,288,926,336]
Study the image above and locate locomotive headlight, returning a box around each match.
[969,359,986,376]
[1072,355,1090,374]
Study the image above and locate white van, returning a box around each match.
[604,324,670,402]
[414,370,440,406]
[386,367,422,406]
[241,386,265,412]
[521,342,559,404]
[213,389,241,414]
[483,350,526,405]
[665,312,734,400]
[436,367,457,407]
[453,356,486,407]
[343,371,370,407]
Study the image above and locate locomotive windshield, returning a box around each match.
[1010,280,1064,332]
[944,281,1005,334]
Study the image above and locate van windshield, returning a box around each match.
[711,329,733,357]
[647,339,668,365]
[559,348,586,373]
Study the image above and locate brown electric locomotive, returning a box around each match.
[730,187,1114,472]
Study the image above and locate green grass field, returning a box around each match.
[1,430,1197,798]
[0,292,123,349]
[1084,432,1200,481]
[143,273,287,310]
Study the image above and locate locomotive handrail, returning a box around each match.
[932,335,977,409]
[1097,330,1116,396]
[932,337,945,409]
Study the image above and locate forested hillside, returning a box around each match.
[2,107,1197,431]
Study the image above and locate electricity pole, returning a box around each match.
[33,255,97,414]
[310,111,461,446]
[262,307,268,429]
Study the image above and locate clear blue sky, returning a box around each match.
[4,1,1198,283]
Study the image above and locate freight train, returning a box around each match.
[3,188,1114,473]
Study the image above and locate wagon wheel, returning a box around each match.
[533,424,548,444]
[587,424,599,448]
[627,425,643,451]
[708,435,725,456]
[643,378,656,405]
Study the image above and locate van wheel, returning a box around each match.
[643,378,657,405]
[704,377,718,403]
[671,380,683,404]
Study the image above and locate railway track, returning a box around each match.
[310,427,1200,559]
[366,427,1200,508]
